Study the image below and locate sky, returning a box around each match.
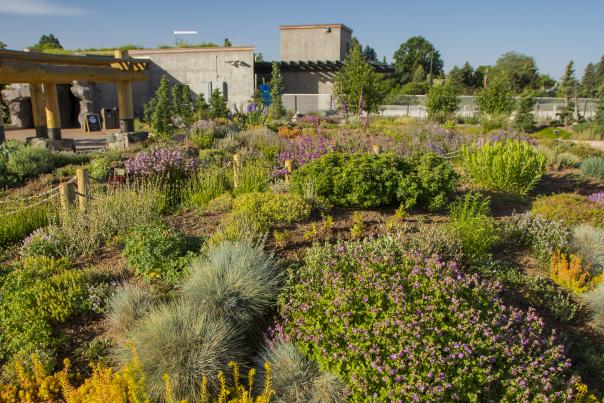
[1,0,603,79]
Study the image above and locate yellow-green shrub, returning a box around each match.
[532,193,604,228]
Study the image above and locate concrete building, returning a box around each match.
[280,23,353,62]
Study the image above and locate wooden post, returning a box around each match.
[114,50,134,133]
[43,83,62,139]
[284,159,293,184]
[76,168,89,211]
[233,153,241,189]
[0,102,4,144]
[372,144,382,155]
[30,83,47,138]
[59,182,76,212]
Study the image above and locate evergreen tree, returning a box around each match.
[595,85,604,136]
[425,83,460,123]
[513,90,536,132]
[251,88,263,108]
[209,89,229,119]
[595,55,604,88]
[223,38,232,47]
[34,34,62,50]
[362,45,378,62]
[194,93,209,120]
[268,62,286,119]
[180,85,194,131]
[0,41,6,49]
[581,63,599,98]
[335,41,383,114]
[150,75,173,139]
[460,62,477,89]
[559,61,577,125]
[171,84,184,116]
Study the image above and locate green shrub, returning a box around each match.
[231,191,311,232]
[189,128,214,149]
[184,163,232,211]
[500,212,572,265]
[0,257,92,362]
[0,202,53,248]
[532,193,604,228]
[581,157,604,180]
[6,147,58,179]
[449,192,498,258]
[113,302,250,401]
[460,140,547,195]
[183,240,280,332]
[122,223,194,284]
[425,83,460,123]
[48,184,164,259]
[391,221,464,263]
[572,225,604,275]
[585,284,604,334]
[235,158,273,195]
[88,157,111,181]
[291,152,456,210]
[282,238,579,401]
[256,340,345,403]
[106,283,155,343]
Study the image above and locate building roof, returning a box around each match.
[279,23,353,33]
[255,60,394,74]
[128,46,255,56]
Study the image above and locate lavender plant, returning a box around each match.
[281,237,580,401]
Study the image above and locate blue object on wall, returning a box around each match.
[260,84,271,106]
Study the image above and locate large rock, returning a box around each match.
[106,131,149,150]
[71,81,117,127]
[1,84,33,128]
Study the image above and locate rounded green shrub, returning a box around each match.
[183,240,280,332]
[256,340,345,403]
[532,193,604,228]
[231,191,311,231]
[88,157,111,181]
[114,301,250,401]
[122,223,193,283]
[449,192,498,258]
[460,139,547,195]
[581,157,604,180]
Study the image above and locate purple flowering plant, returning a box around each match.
[124,147,199,178]
[280,237,580,401]
[588,192,604,207]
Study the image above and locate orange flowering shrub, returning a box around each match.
[550,252,602,293]
[277,126,302,139]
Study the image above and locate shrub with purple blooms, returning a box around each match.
[124,147,199,178]
[281,237,580,401]
[589,192,604,207]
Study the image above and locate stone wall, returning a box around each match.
[1,84,33,128]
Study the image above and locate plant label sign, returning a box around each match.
[85,113,101,132]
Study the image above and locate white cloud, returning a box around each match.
[0,0,91,16]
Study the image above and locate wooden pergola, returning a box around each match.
[0,49,148,143]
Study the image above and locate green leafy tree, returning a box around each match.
[412,65,426,82]
[335,41,383,114]
[513,90,537,132]
[150,75,173,139]
[209,88,229,119]
[0,41,6,49]
[447,62,479,94]
[476,76,515,116]
[393,36,444,84]
[268,62,286,119]
[559,61,577,125]
[224,38,232,47]
[32,34,62,50]
[425,83,460,123]
[581,63,599,98]
[194,93,209,120]
[492,52,539,93]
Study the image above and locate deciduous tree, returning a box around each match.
[425,83,460,123]
[393,36,444,84]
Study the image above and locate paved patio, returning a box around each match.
[5,127,108,151]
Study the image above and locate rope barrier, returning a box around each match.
[0,192,58,217]
[0,176,76,204]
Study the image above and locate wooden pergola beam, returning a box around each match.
[0,60,148,84]
[0,49,147,68]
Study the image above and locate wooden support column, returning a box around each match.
[43,83,61,139]
[114,50,134,133]
[29,83,47,138]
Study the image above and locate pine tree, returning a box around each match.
[334,41,383,114]
[268,62,286,119]
[513,90,536,132]
[595,85,604,137]
[180,85,194,131]
[195,93,209,120]
[581,63,598,98]
[150,75,173,139]
[171,84,184,117]
[209,89,229,119]
[559,61,577,125]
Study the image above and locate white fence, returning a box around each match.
[282,93,598,122]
